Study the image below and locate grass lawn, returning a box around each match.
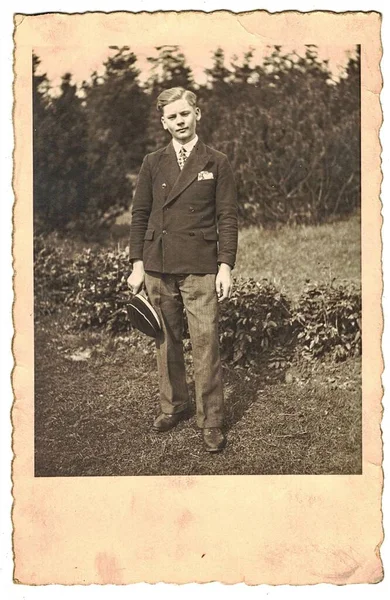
[235,216,360,299]
[34,217,361,476]
[106,214,361,300]
[34,325,361,477]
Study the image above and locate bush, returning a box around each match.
[212,99,360,227]
[68,248,131,332]
[219,278,292,365]
[34,233,78,314]
[34,236,362,365]
[293,282,362,362]
[34,236,132,331]
[207,48,360,226]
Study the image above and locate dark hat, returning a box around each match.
[128,292,161,338]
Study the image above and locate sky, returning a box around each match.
[34,43,357,93]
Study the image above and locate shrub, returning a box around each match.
[207,48,360,227]
[68,248,131,332]
[34,236,362,365]
[34,233,78,314]
[219,278,292,366]
[34,234,132,329]
[293,282,362,361]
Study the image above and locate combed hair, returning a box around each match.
[156,87,197,113]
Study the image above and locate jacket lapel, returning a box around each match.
[164,140,211,206]
[156,141,180,190]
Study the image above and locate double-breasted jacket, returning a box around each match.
[129,139,238,274]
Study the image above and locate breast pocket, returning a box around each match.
[196,179,215,187]
[194,179,216,200]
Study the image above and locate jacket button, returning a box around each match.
[162,183,167,188]
[162,229,167,234]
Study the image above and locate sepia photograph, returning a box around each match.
[11,8,384,586]
[32,37,362,477]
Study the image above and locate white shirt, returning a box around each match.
[172,135,198,162]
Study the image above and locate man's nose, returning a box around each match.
[177,116,185,125]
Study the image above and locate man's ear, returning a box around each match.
[161,116,168,130]
[195,107,202,122]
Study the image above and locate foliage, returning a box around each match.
[34,233,130,330]
[145,45,195,152]
[66,247,131,332]
[81,47,147,210]
[33,48,144,233]
[208,46,360,225]
[218,278,292,365]
[146,44,194,90]
[33,233,78,314]
[293,282,362,362]
[33,61,89,231]
[64,204,128,241]
[34,235,362,365]
[33,44,361,234]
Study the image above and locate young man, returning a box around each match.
[128,87,238,452]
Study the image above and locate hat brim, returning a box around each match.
[128,294,161,338]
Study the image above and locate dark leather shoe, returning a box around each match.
[203,428,226,452]
[153,410,189,432]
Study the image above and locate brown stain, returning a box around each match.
[95,552,122,585]
[177,508,194,529]
[21,500,61,559]
[129,494,136,513]
[135,545,156,561]
[168,476,197,490]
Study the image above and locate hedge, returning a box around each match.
[34,235,361,365]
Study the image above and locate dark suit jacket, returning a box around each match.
[129,139,238,274]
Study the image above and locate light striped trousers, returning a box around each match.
[144,272,224,428]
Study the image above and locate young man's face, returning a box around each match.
[161,98,201,145]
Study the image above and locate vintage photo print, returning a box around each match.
[12,10,383,585]
[32,32,362,478]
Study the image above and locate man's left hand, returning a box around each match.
[216,263,233,303]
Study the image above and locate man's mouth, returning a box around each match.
[177,128,187,133]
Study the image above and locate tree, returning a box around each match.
[32,54,51,123]
[33,58,89,230]
[230,48,256,86]
[209,45,361,225]
[147,45,194,91]
[145,45,194,151]
[33,53,53,229]
[82,46,149,216]
[197,48,236,144]
[204,47,232,90]
[49,73,89,226]
[33,44,361,234]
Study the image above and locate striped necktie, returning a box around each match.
[178,147,188,170]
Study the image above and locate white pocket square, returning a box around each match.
[198,171,214,180]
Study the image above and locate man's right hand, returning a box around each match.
[127,260,145,294]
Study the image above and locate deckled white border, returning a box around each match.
[2,1,389,599]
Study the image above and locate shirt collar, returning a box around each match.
[172,134,198,157]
